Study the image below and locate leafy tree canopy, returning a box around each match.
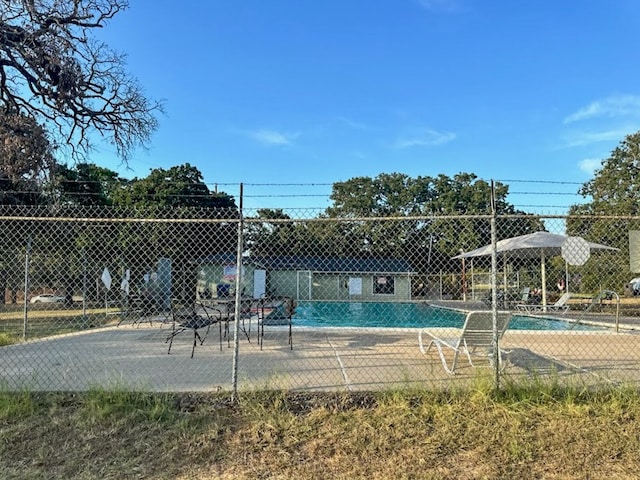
[54,162,126,206]
[325,172,539,254]
[565,131,640,291]
[0,111,55,204]
[327,172,521,217]
[113,163,236,209]
[241,173,541,271]
[571,131,640,216]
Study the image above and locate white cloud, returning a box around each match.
[337,116,369,130]
[247,129,298,146]
[562,127,634,148]
[564,95,640,124]
[578,158,601,175]
[394,128,456,148]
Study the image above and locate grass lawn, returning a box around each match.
[0,306,122,344]
[2,380,640,479]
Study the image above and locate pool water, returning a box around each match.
[292,301,600,331]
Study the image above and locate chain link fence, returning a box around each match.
[2,203,639,393]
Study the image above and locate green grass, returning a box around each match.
[2,381,640,479]
[0,308,116,344]
[0,332,18,346]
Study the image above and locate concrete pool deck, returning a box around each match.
[3,312,640,392]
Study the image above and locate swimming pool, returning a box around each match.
[292,301,600,331]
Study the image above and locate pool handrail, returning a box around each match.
[568,290,620,332]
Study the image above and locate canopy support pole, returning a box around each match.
[541,252,547,312]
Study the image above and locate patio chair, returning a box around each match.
[117,293,158,328]
[166,301,224,358]
[255,297,294,351]
[516,292,571,314]
[230,297,293,350]
[418,310,513,374]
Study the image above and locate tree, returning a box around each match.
[327,173,426,218]
[571,131,640,217]
[0,0,162,161]
[325,172,540,265]
[567,131,640,250]
[566,131,640,292]
[54,162,126,206]
[113,164,235,209]
[326,173,433,258]
[245,208,321,257]
[0,111,57,302]
[108,164,238,298]
[0,111,55,204]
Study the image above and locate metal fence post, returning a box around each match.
[231,183,244,401]
[22,234,32,341]
[490,181,500,389]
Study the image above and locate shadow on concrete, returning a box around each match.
[505,348,577,375]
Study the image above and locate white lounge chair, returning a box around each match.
[418,311,513,374]
[516,292,572,314]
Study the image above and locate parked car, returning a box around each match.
[30,294,66,304]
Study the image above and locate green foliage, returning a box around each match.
[0,390,37,418]
[82,387,177,422]
[246,209,305,256]
[246,172,540,274]
[0,112,55,205]
[0,162,239,304]
[113,163,235,209]
[566,131,640,290]
[572,131,640,216]
[54,162,126,206]
[327,172,520,217]
[0,332,18,346]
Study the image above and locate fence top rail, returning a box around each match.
[0,215,235,224]
[1,212,639,224]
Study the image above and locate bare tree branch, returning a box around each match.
[0,0,163,161]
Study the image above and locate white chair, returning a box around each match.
[418,311,512,374]
[516,292,572,314]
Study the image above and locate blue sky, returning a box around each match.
[89,0,640,212]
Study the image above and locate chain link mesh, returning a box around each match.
[1,205,638,391]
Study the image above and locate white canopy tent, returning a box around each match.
[452,231,618,309]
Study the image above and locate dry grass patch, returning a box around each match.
[2,384,640,479]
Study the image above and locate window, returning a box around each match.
[373,275,395,295]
